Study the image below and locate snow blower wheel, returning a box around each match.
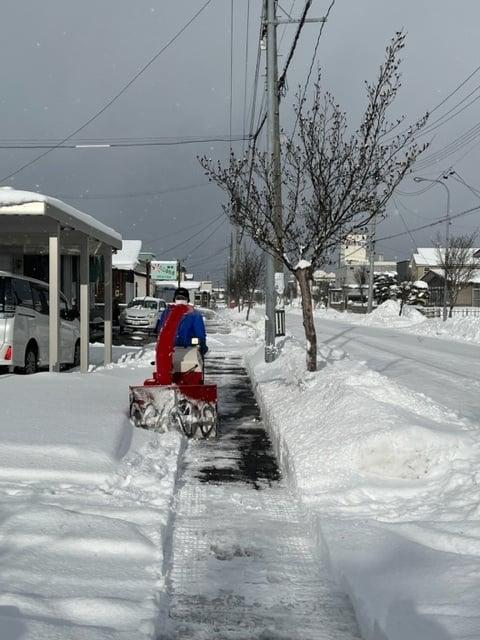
[200,403,218,439]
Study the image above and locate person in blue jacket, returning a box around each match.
[156,287,208,355]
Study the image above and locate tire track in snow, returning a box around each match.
[161,352,360,640]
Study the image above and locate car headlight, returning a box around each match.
[148,312,156,318]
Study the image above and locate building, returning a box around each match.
[0,187,121,371]
[340,233,368,265]
[111,240,155,303]
[398,247,480,307]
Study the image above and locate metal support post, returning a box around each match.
[103,244,113,366]
[48,225,61,372]
[413,176,451,321]
[79,235,90,373]
[367,213,376,313]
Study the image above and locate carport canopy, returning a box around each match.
[0,188,122,372]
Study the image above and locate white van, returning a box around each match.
[0,271,81,373]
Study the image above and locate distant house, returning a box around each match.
[399,247,480,307]
[421,268,480,307]
[112,241,155,303]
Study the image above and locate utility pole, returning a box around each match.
[263,0,325,361]
[264,0,282,362]
[367,214,377,313]
[414,176,451,321]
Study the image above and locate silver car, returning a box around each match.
[119,297,166,334]
[0,271,80,373]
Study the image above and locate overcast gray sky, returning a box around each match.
[1,1,479,279]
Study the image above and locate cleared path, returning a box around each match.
[161,321,361,640]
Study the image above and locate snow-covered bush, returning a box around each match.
[373,272,398,304]
[397,280,429,315]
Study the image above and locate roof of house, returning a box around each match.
[0,187,122,248]
[421,267,480,284]
[313,269,336,279]
[112,240,142,270]
[413,247,480,266]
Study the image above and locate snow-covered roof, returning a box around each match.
[421,267,480,283]
[0,187,122,248]
[112,240,142,270]
[154,280,201,290]
[413,247,480,267]
[313,269,336,279]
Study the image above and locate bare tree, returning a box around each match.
[435,233,478,317]
[240,247,265,320]
[201,32,427,371]
[354,264,369,306]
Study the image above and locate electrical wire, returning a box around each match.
[147,212,225,252]
[181,217,227,260]
[188,244,230,269]
[277,0,313,96]
[383,63,480,145]
[290,0,336,139]
[376,203,480,243]
[56,182,212,201]
[0,135,251,150]
[0,0,214,183]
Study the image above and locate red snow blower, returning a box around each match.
[129,303,218,438]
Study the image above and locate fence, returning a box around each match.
[421,306,480,318]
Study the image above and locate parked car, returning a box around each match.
[0,271,80,373]
[119,297,166,334]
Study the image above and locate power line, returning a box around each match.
[382,62,480,144]
[188,244,230,269]
[277,0,314,96]
[0,0,213,183]
[181,218,227,260]
[290,0,336,139]
[377,203,480,243]
[57,182,212,201]
[148,212,225,253]
[0,135,251,150]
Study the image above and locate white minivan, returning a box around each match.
[0,271,81,373]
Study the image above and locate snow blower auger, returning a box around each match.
[129,303,218,439]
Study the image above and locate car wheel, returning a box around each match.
[23,344,38,375]
[73,340,80,367]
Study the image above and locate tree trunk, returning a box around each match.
[399,300,404,316]
[295,267,317,371]
[246,290,254,321]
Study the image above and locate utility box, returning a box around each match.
[275,309,285,337]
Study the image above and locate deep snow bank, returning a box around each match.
[241,316,480,640]
[313,299,480,344]
[0,344,182,639]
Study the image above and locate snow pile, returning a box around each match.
[362,299,426,327]
[408,313,480,343]
[247,337,478,521]
[311,299,480,344]
[242,325,480,639]
[0,345,182,638]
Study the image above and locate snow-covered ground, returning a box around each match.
[232,305,480,640]
[2,306,480,639]
[312,299,480,344]
[0,343,182,639]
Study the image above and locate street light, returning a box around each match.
[413,175,451,321]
